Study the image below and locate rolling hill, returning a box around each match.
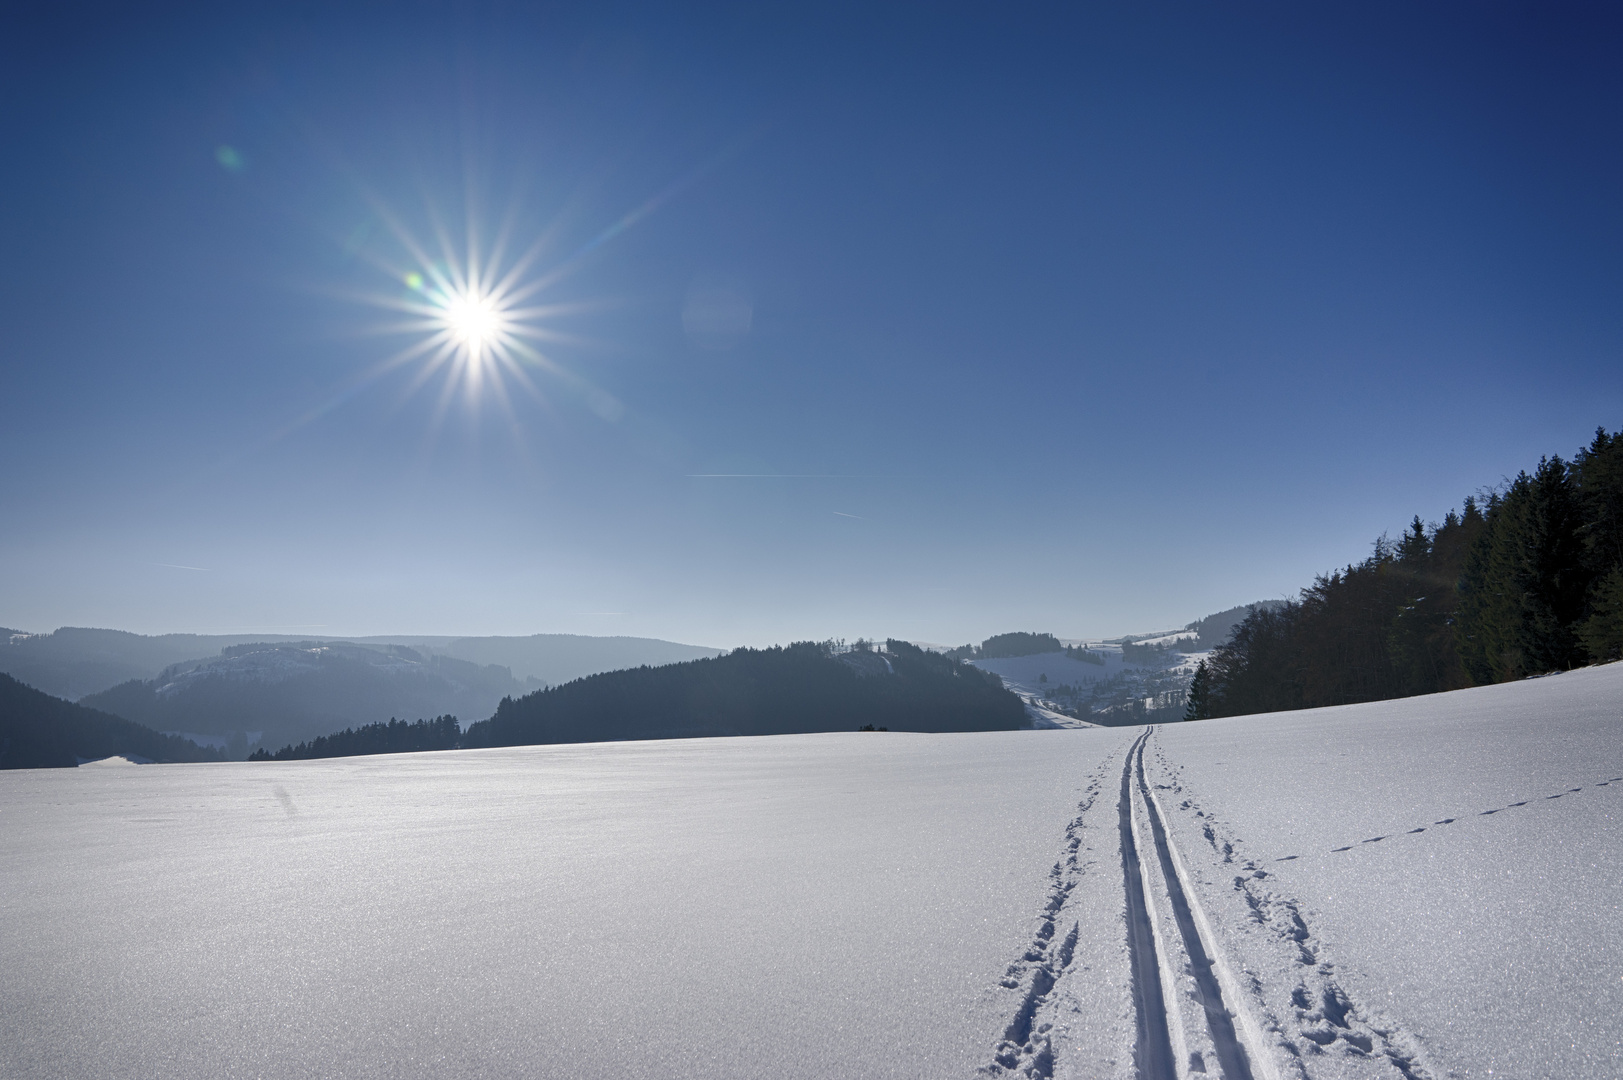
[0,673,222,769]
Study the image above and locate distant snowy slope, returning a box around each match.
[0,627,317,700]
[975,650,1129,691]
[976,645,1200,726]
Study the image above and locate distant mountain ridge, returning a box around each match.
[79,642,529,756]
[356,634,725,686]
[0,627,723,702]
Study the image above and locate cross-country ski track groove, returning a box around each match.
[985,725,1444,1080]
[1130,730,1260,1080]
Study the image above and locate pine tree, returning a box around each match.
[1575,428,1623,578]
[1458,457,1591,680]
[1184,660,1212,721]
[1579,567,1623,663]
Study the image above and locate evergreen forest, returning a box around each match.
[1191,427,1623,719]
[463,638,1024,748]
[249,715,462,761]
[945,632,1065,661]
[0,673,223,769]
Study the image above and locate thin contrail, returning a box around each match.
[564,130,764,264]
[685,473,861,478]
[157,563,212,572]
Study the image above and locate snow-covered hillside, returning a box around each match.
[975,644,1202,725]
[3,663,1620,1078]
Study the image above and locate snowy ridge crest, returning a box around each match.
[153,643,428,698]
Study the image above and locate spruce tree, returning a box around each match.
[1458,457,1591,679]
[1184,660,1212,721]
[1579,567,1623,663]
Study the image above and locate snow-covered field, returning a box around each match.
[3,663,1620,1078]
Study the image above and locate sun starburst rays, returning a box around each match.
[333,196,620,443]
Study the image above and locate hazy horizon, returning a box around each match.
[4,4,1621,648]
[0,621,1207,651]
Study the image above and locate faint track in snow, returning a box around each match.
[983,757,1113,1078]
[1265,772,1623,863]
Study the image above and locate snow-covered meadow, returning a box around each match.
[3,663,1620,1078]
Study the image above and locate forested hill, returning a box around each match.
[463,639,1025,748]
[1193,426,1623,719]
[251,715,462,761]
[0,674,224,769]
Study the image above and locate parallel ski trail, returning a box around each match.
[1119,730,1176,1080]
[1133,734,1255,1080]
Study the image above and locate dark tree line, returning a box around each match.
[1194,428,1623,719]
[0,673,223,769]
[1120,640,1180,665]
[249,715,462,761]
[1063,644,1106,665]
[463,639,1024,748]
[945,632,1065,661]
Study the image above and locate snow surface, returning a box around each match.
[4,663,1622,1079]
[1023,696,1099,730]
[1145,662,1623,1080]
[0,731,1132,1080]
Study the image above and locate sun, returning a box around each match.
[392,256,536,386]
[336,205,614,433]
[442,290,504,353]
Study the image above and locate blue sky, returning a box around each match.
[3,2,1621,648]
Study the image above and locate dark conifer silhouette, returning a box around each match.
[463,639,1023,748]
[1183,661,1212,721]
[249,715,461,761]
[0,673,223,769]
[1202,427,1623,718]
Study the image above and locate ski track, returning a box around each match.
[985,728,1462,1080]
[1147,740,1437,1080]
[1132,734,1255,1080]
[1120,732,1177,1080]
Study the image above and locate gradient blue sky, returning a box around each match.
[3,2,1621,648]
